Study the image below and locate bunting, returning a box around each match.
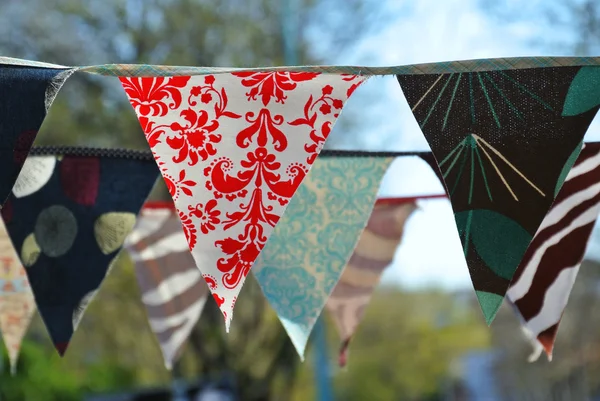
[253,156,393,357]
[0,63,74,205]
[124,202,209,370]
[1,151,159,355]
[397,66,600,323]
[121,73,367,329]
[0,218,35,373]
[0,55,600,367]
[325,198,417,366]
[507,141,600,360]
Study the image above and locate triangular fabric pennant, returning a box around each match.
[1,151,159,355]
[507,141,600,360]
[124,202,209,370]
[397,66,600,323]
[325,198,417,366]
[0,218,35,374]
[253,156,393,357]
[120,72,367,329]
[0,62,74,205]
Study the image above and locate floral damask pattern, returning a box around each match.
[253,156,393,357]
[257,266,322,321]
[120,72,366,329]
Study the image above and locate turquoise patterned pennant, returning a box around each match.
[253,156,393,357]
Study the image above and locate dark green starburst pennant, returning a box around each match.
[398,66,600,324]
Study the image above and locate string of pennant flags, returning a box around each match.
[0,146,439,371]
[2,55,600,372]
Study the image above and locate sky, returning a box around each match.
[325,0,600,290]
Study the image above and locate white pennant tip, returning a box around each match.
[527,341,544,363]
[280,318,310,359]
[223,307,233,333]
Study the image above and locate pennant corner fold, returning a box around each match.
[280,318,309,360]
[120,71,367,328]
[0,64,75,206]
[3,151,159,355]
[396,65,600,324]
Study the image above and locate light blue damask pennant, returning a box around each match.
[253,156,394,358]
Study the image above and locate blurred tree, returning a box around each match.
[328,288,490,401]
[0,260,491,400]
[0,340,81,401]
[0,336,139,401]
[0,1,395,400]
[0,0,388,149]
[479,0,600,55]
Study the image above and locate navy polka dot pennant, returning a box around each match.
[1,150,159,355]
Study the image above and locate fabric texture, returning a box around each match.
[121,72,366,330]
[124,202,209,370]
[507,142,600,360]
[0,218,35,374]
[1,154,159,355]
[325,198,417,366]
[0,64,73,206]
[253,156,393,357]
[67,56,600,77]
[397,66,600,323]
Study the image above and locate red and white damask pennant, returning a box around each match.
[120,72,366,329]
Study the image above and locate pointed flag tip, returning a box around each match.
[292,340,308,360]
[475,290,504,326]
[538,334,555,362]
[55,342,70,357]
[280,318,310,359]
[223,309,232,333]
[338,338,351,368]
[527,342,544,363]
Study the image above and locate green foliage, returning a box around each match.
[0,341,80,401]
[330,289,490,401]
[0,339,140,401]
[0,273,490,401]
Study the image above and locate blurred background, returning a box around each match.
[1,0,600,400]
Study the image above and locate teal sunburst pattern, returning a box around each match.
[412,71,553,130]
[439,134,545,202]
